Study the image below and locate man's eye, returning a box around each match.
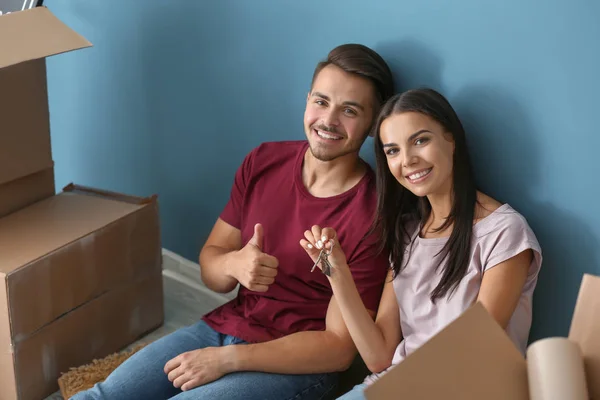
[315,100,326,106]
[344,108,357,116]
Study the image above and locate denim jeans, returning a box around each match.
[336,384,367,400]
[71,320,338,400]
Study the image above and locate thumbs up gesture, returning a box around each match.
[231,223,279,292]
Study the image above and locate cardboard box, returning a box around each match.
[0,6,90,217]
[0,185,164,399]
[365,274,600,400]
[0,8,165,399]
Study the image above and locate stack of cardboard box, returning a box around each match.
[0,7,164,400]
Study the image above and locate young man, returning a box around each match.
[73,43,395,400]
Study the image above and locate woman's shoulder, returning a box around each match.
[473,193,538,245]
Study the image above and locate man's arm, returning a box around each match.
[199,218,243,293]
[229,295,375,373]
[200,218,279,294]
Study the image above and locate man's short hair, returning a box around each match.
[311,44,395,107]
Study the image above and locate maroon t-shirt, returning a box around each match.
[202,141,388,343]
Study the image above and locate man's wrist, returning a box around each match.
[223,343,247,373]
[222,250,238,281]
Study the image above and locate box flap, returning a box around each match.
[0,168,55,219]
[0,7,91,69]
[0,59,53,186]
[364,303,529,400]
[568,273,600,399]
[0,192,144,275]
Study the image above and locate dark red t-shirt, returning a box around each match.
[202,141,388,343]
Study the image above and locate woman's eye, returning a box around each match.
[415,137,429,145]
[385,148,398,156]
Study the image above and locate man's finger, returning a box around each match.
[259,254,279,269]
[167,366,185,383]
[256,265,278,278]
[173,373,188,389]
[250,283,269,292]
[252,275,275,286]
[182,378,202,391]
[164,357,180,374]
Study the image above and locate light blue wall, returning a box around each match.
[45,0,600,342]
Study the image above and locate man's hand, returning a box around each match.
[164,346,236,391]
[228,223,279,292]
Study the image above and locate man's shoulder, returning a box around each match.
[238,140,306,180]
[250,140,307,157]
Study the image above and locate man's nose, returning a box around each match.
[322,109,340,128]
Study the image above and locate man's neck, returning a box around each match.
[301,148,367,198]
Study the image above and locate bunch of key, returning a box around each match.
[311,241,334,277]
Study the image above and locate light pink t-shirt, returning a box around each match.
[365,203,542,384]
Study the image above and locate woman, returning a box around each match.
[300,88,542,399]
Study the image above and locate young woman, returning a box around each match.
[300,88,542,399]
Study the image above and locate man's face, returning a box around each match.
[303,65,375,162]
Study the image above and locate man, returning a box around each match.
[74,43,394,400]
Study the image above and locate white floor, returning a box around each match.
[46,249,235,400]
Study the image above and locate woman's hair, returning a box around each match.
[372,88,477,301]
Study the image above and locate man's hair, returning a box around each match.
[311,44,395,107]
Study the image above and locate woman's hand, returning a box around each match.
[299,225,350,279]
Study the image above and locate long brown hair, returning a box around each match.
[372,88,477,301]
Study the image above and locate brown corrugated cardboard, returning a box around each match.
[365,274,600,400]
[0,6,164,400]
[0,186,161,340]
[0,7,91,214]
[0,168,55,220]
[0,6,91,69]
[364,303,529,400]
[17,272,163,400]
[569,274,600,399]
[0,185,163,399]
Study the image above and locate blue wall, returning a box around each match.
[45,0,600,342]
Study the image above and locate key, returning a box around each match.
[310,240,335,276]
[321,254,332,277]
[311,248,326,273]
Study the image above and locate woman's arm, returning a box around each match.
[301,226,402,373]
[477,249,533,329]
[331,269,402,373]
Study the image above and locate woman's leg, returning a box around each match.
[336,383,368,400]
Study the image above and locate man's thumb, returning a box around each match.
[249,223,263,250]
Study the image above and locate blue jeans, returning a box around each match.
[336,384,367,400]
[71,320,338,400]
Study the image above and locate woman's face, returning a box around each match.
[380,111,455,198]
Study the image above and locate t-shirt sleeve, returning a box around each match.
[219,149,256,229]
[482,212,543,280]
[347,234,389,313]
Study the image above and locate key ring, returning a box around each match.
[310,240,335,276]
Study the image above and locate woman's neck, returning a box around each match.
[422,191,454,237]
